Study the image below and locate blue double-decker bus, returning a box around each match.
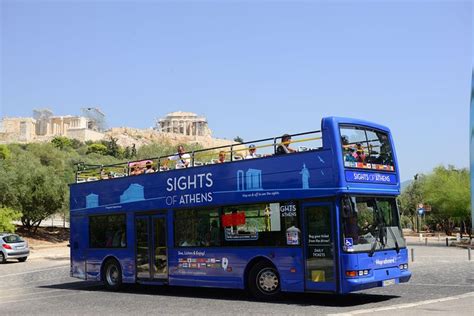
[69,117,411,299]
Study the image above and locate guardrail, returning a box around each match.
[75,130,322,183]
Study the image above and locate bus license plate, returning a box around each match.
[383,279,395,287]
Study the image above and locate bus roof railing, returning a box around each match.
[74,129,322,183]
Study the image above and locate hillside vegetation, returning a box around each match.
[0,137,202,232]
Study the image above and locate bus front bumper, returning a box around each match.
[342,268,411,292]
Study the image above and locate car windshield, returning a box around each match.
[3,235,24,243]
[341,196,405,253]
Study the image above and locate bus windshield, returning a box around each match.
[341,196,405,253]
[340,125,395,171]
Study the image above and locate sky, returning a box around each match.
[0,0,472,182]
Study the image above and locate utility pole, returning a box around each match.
[470,70,474,236]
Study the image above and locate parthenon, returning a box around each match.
[156,111,211,137]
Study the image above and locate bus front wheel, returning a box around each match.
[103,259,122,291]
[248,261,281,300]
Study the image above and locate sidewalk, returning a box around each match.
[405,234,474,248]
[28,242,70,260]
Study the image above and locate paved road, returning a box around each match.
[0,245,472,315]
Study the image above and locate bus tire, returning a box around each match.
[247,261,281,300]
[103,259,122,291]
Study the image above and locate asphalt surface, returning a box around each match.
[0,243,473,315]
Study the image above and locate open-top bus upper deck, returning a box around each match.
[70,116,400,212]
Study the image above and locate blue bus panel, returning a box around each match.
[69,117,410,296]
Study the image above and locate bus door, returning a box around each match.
[302,203,337,292]
[135,215,168,281]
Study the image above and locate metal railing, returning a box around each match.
[75,130,323,183]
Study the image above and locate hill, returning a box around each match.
[106,127,234,149]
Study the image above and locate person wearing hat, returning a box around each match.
[276,134,296,155]
[245,144,258,159]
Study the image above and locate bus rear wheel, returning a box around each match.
[103,259,122,291]
[248,261,281,300]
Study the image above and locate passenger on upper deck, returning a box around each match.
[344,148,356,162]
[144,161,155,174]
[217,151,226,163]
[354,143,366,163]
[130,164,143,176]
[276,134,296,155]
[375,132,393,165]
[100,167,107,180]
[245,144,258,159]
[165,145,191,169]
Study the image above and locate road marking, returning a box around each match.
[328,291,474,316]
[0,265,68,278]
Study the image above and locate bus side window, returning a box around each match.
[174,208,220,247]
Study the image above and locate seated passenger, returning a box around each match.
[345,148,356,162]
[217,151,226,163]
[130,164,143,175]
[165,145,191,169]
[276,134,296,155]
[245,144,258,159]
[144,161,155,174]
[100,168,108,180]
[354,143,366,163]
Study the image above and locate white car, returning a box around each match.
[0,233,29,263]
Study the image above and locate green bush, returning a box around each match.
[0,208,22,232]
[0,145,11,160]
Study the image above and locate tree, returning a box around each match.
[124,146,131,159]
[0,154,66,232]
[423,166,471,236]
[234,136,244,143]
[106,136,121,158]
[0,145,11,160]
[51,136,72,150]
[70,138,84,149]
[0,208,22,233]
[398,176,424,231]
[87,143,108,155]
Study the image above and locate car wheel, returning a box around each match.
[0,252,5,264]
[18,257,27,262]
[103,259,122,291]
[248,261,281,300]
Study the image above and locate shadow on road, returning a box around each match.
[41,281,399,307]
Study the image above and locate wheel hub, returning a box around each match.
[107,266,119,285]
[258,270,279,292]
